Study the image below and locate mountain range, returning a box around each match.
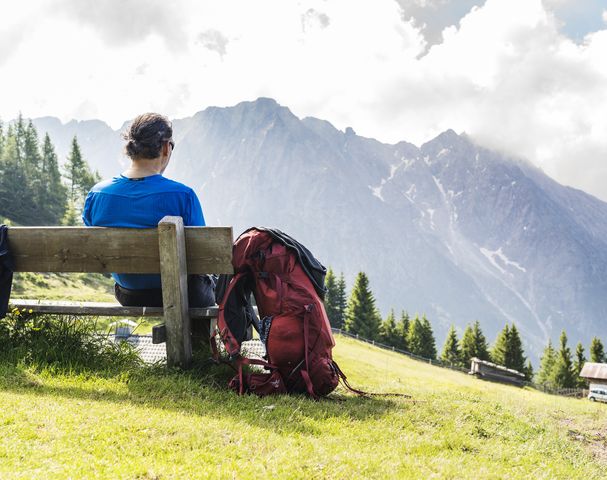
[30,98,607,361]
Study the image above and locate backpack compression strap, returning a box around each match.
[300,303,317,399]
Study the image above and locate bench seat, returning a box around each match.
[9,299,219,318]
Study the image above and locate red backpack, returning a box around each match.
[214,228,342,398]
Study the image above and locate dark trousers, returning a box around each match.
[115,275,217,347]
[114,274,217,308]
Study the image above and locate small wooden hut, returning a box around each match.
[579,362,607,389]
[469,357,526,386]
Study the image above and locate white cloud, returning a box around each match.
[0,0,606,200]
[0,3,45,66]
[301,8,331,33]
[51,0,189,50]
[198,30,229,58]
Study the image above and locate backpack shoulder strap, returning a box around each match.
[216,272,256,358]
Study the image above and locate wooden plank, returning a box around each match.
[8,299,218,318]
[158,216,192,369]
[186,227,233,274]
[8,226,233,274]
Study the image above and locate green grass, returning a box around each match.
[0,335,605,479]
[12,273,159,334]
[12,273,116,302]
[0,313,144,373]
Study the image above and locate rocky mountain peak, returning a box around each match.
[28,99,607,361]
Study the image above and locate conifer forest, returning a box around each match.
[0,116,99,226]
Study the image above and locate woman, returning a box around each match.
[83,112,215,308]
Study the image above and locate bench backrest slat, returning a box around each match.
[8,226,234,274]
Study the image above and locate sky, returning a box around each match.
[1,0,606,200]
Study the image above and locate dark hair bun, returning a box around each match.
[123,113,173,160]
[125,139,142,158]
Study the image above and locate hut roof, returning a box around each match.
[580,362,607,380]
[470,357,526,378]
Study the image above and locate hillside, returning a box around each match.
[29,99,607,360]
[12,273,115,303]
[0,335,604,479]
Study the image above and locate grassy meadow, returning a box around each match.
[12,272,116,303]
[3,274,606,478]
[0,330,605,479]
[11,273,158,334]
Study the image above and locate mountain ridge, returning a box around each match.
[26,98,607,360]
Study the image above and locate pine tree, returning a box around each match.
[13,114,26,164]
[0,131,38,224]
[441,325,462,366]
[64,136,100,216]
[459,320,490,366]
[537,340,556,387]
[491,324,511,367]
[419,315,437,359]
[0,123,5,212]
[407,315,424,356]
[590,337,606,363]
[473,321,490,361]
[395,311,410,351]
[0,133,17,219]
[39,133,67,224]
[379,309,398,346]
[459,324,476,366]
[344,272,381,340]
[64,136,85,205]
[0,120,5,159]
[552,331,575,388]
[324,268,340,328]
[573,342,587,388]
[506,324,527,373]
[0,121,69,225]
[24,122,44,219]
[23,121,42,179]
[336,273,347,329]
[523,360,534,382]
[491,323,526,372]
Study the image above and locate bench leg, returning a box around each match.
[159,216,192,369]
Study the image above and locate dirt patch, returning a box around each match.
[567,426,607,465]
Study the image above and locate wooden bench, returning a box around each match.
[7,216,233,369]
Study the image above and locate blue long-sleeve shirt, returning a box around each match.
[83,174,205,289]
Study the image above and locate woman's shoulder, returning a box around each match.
[154,176,196,194]
[89,177,117,193]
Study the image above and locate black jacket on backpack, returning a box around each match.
[0,225,14,318]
